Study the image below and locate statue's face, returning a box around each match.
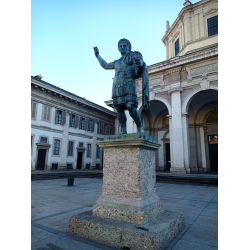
[118,42,130,56]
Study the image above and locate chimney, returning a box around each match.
[35,75,42,80]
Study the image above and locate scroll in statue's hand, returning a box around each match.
[93,46,99,57]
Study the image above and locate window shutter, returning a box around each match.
[75,116,79,128]
[62,111,66,125]
[102,123,104,134]
[69,114,72,126]
[85,118,89,131]
[79,117,82,129]
[47,106,50,121]
[55,110,57,124]
[97,122,100,134]
[107,125,110,135]
[31,102,36,118]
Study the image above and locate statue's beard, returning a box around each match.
[124,51,143,65]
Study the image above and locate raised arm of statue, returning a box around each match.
[93,46,115,70]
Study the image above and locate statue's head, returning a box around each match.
[118,38,131,56]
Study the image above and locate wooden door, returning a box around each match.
[208,135,218,172]
[165,143,171,172]
[77,152,83,169]
[37,149,46,170]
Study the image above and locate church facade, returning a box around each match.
[110,0,218,174]
[31,76,116,171]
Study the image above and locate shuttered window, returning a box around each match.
[110,128,113,135]
[96,145,100,157]
[79,118,85,129]
[55,110,62,124]
[104,124,107,135]
[53,139,60,155]
[67,141,74,156]
[175,39,179,56]
[87,144,91,157]
[101,123,104,134]
[88,120,93,131]
[75,116,79,128]
[43,105,51,122]
[70,115,75,127]
[207,15,218,37]
[31,102,36,119]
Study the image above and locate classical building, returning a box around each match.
[31,75,116,170]
[107,0,218,174]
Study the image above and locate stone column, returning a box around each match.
[91,121,98,168]
[168,87,186,174]
[200,126,207,171]
[182,114,191,173]
[59,112,70,169]
[168,115,174,168]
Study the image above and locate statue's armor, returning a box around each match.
[112,58,138,107]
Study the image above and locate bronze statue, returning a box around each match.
[94,38,149,135]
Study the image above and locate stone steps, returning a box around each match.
[31,170,217,186]
[155,173,218,186]
[31,171,103,181]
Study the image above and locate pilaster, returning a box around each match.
[59,112,70,169]
[182,113,191,173]
[168,87,187,174]
[91,121,98,168]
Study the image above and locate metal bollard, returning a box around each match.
[67,174,75,186]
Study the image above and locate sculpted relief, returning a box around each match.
[190,63,218,77]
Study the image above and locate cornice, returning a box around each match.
[31,124,63,134]
[147,45,218,76]
[68,132,93,139]
[31,78,116,118]
[31,92,115,125]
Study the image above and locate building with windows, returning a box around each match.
[107,0,218,174]
[31,75,116,171]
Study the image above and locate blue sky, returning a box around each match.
[31,0,199,109]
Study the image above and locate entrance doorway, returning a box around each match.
[208,135,218,172]
[37,149,46,170]
[165,143,171,172]
[77,152,83,169]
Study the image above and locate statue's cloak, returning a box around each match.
[124,51,150,110]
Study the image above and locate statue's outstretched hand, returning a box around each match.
[93,46,99,57]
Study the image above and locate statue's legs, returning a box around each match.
[125,103,145,134]
[116,105,127,134]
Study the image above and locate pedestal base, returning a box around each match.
[68,210,185,250]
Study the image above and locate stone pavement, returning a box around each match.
[31,178,218,250]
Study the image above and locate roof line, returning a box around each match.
[148,44,218,68]
[31,76,115,114]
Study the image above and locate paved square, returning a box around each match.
[31,178,218,250]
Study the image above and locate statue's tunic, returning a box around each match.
[112,57,139,108]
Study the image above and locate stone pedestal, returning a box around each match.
[68,133,185,250]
